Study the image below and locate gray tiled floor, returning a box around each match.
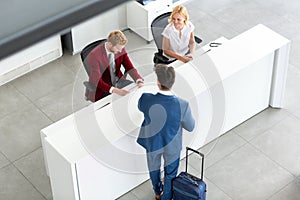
[1,0,300,199]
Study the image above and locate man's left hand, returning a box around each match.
[137,81,144,88]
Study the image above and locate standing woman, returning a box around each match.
[162,5,195,63]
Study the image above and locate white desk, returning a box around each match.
[41,24,290,200]
[0,35,62,86]
[65,5,127,54]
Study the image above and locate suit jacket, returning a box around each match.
[87,43,142,102]
[137,93,195,156]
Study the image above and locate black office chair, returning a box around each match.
[80,39,106,100]
[151,12,202,64]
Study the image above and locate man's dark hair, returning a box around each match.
[155,64,175,90]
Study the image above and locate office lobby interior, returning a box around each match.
[1,0,300,199]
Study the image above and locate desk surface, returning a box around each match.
[195,24,290,82]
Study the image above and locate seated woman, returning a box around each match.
[162,5,195,63]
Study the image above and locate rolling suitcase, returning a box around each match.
[172,147,206,200]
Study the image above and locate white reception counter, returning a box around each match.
[41,24,290,200]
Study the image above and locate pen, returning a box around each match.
[200,49,211,55]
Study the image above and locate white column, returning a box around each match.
[269,42,291,108]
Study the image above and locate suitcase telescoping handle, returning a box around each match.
[185,147,204,180]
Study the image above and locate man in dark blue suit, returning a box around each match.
[137,64,195,200]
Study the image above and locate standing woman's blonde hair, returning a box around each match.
[168,5,189,25]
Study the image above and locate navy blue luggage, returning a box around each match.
[172,147,206,200]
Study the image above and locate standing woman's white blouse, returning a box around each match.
[162,21,195,58]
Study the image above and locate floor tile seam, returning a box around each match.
[190,141,248,195]
[32,108,56,124]
[289,58,300,70]
[9,81,34,101]
[265,177,296,200]
[284,110,300,121]
[194,2,242,23]
[231,129,249,143]
[243,110,296,145]
[202,13,240,39]
[65,60,87,78]
[204,145,247,170]
[8,81,56,122]
[252,0,299,20]
[0,83,35,119]
[236,113,288,143]
[252,0,289,19]
[32,81,74,103]
[26,91,62,124]
[204,176,234,200]
[9,78,40,102]
[279,106,300,117]
[0,98,53,126]
[29,100,55,123]
[198,129,247,153]
[130,179,153,199]
[32,79,78,101]
[55,57,78,76]
[122,178,149,199]
[193,3,235,17]
[203,141,249,171]
[0,100,53,162]
[60,59,87,85]
[201,135,224,159]
[132,192,140,200]
[126,47,157,64]
[203,139,294,200]
[203,1,285,36]
[0,162,12,171]
[191,138,250,173]
[242,0,283,19]
[60,54,82,67]
[0,148,13,168]
[11,161,49,200]
[37,80,83,104]
[281,33,300,45]
[12,146,43,165]
[128,191,141,200]
[247,142,297,177]
[0,108,26,121]
[10,69,77,102]
[197,133,248,169]
[291,34,300,42]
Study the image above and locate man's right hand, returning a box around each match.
[112,87,130,96]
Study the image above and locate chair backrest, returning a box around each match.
[151,12,171,53]
[80,39,106,75]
